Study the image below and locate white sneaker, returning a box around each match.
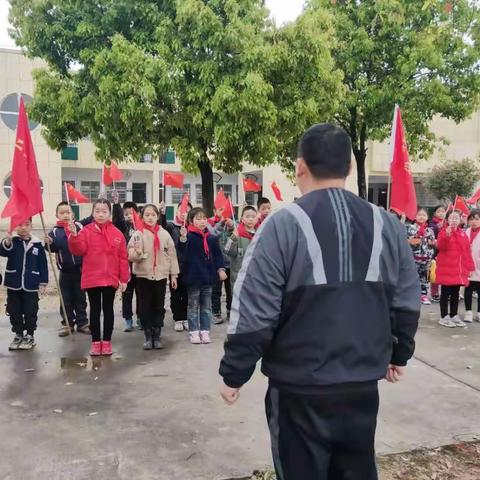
[464,311,474,323]
[182,320,189,331]
[189,331,201,344]
[475,314,480,323]
[438,316,457,328]
[174,321,184,332]
[451,315,466,327]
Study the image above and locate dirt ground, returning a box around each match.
[248,442,480,480]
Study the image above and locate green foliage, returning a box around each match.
[426,157,480,202]
[296,0,480,197]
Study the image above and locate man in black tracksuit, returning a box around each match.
[219,124,420,480]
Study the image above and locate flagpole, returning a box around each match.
[229,196,237,228]
[40,212,72,337]
[64,182,70,204]
[161,170,165,203]
[386,104,398,212]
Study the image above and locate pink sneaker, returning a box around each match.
[101,340,113,356]
[90,341,102,356]
[200,330,211,344]
[189,331,201,344]
[421,295,431,305]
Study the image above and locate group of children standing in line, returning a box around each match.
[406,204,480,328]
[1,194,272,354]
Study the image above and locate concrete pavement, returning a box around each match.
[0,296,479,480]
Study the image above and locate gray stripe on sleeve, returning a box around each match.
[366,204,384,281]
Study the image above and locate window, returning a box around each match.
[81,181,100,202]
[62,180,76,202]
[171,183,190,205]
[195,184,203,205]
[245,192,259,206]
[61,144,78,160]
[140,154,153,163]
[217,184,233,202]
[160,150,176,164]
[107,182,127,203]
[132,182,147,204]
[0,93,39,131]
[4,173,43,199]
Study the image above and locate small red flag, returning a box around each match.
[453,195,470,216]
[467,188,480,205]
[109,161,124,181]
[132,209,143,231]
[179,192,190,217]
[389,105,417,221]
[102,164,113,186]
[1,97,44,230]
[446,202,454,215]
[271,181,283,201]
[164,171,184,188]
[214,188,228,210]
[65,182,89,204]
[243,177,262,193]
[222,196,234,219]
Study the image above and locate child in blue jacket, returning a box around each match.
[1,219,48,350]
[179,208,226,344]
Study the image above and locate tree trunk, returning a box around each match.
[354,148,367,200]
[198,158,214,216]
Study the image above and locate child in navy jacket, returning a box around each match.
[1,219,48,350]
[179,208,226,344]
[46,202,89,337]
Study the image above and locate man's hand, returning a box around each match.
[220,382,241,405]
[171,277,178,290]
[385,364,405,383]
[119,282,128,293]
[218,269,227,281]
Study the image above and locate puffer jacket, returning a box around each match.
[224,234,253,287]
[466,228,480,281]
[436,227,474,286]
[68,221,130,290]
[128,227,180,280]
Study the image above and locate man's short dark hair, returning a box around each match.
[123,201,139,212]
[241,205,257,216]
[297,123,352,179]
[257,197,271,209]
[56,201,70,214]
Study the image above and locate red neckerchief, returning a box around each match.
[208,215,221,227]
[416,221,427,237]
[470,227,480,244]
[188,225,210,257]
[432,216,444,226]
[143,223,161,267]
[237,222,255,240]
[56,220,72,237]
[95,221,115,251]
[175,215,185,226]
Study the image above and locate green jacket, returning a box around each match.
[224,234,253,287]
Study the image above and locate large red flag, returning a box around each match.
[102,164,113,186]
[164,171,184,188]
[453,195,470,216]
[243,177,262,193]
[65,182,89,204]
[467,187,480,205]
[109,161,124,181]
[1,97,44,230]
[389,105,417,221]
[271,181,283,201]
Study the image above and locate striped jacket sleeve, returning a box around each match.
[219,212,292,388]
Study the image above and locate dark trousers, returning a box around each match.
[440,285,461,318]
[59,269,88,327]
[122,273,137,320]
[135,277,167,330]
[87,287,116,342]
[464,280,480,312]
[212,268,232,315]
[265,382,379,480]
[170,274,188,322]
[7,289,39,336]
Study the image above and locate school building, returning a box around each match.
[1,47,480,228]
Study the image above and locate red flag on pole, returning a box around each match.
[109,161,124,181]
[102,164,113,186]
[389,105,417,221]
[164,171,184,188]
[1,97,44,230]
[243,177,262,193]
[179,192,190,217]
[65,182,89,204]
[453,195,470,216]
[222,196,234,219]
[132,209,143,231]
[214,188,228,210]
[271,181,283,201]
[467,187,480,205]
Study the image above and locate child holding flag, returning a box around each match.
[128,204,180,349]
[406,208,436,305]
[1,219,48,350]
[436,210,475,328]
[45,202,89,336]
[256,197,271,227]
[179,208,226,344]
[464,209,480,323]
[68,199,130,356]
[225,206,257,288]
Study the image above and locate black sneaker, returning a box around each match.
[213,314,224,325]
[9,335,24,351]
[18,335,36,350]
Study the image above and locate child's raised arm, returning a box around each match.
[68,224,88,256]
[224,232,239,258]
[128,232,144,263]
[0,233,14,257]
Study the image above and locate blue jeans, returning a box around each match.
[187,286,212,332]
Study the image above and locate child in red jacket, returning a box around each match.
[435,210,475,328]
[68,199,130,356]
